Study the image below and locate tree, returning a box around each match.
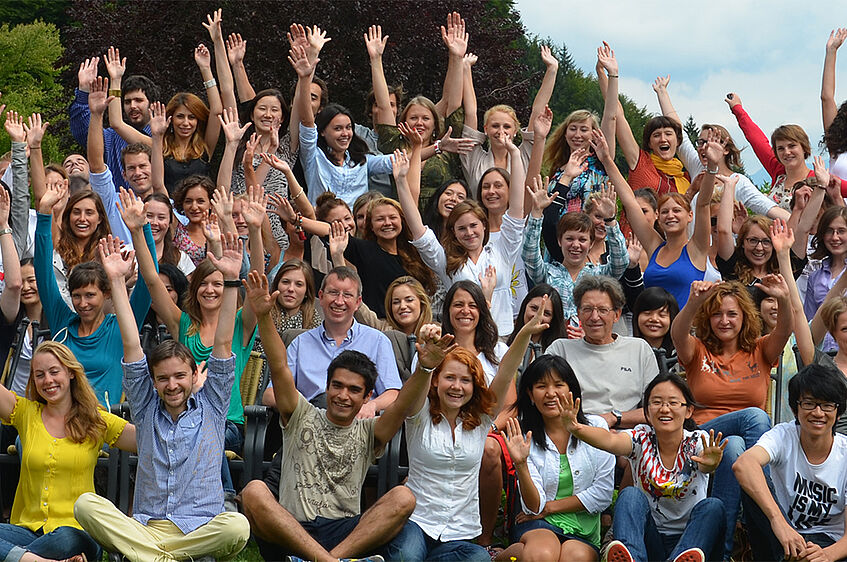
[0,21,65,164]
[683,114,699,146]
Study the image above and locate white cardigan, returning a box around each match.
[521,414,615,516]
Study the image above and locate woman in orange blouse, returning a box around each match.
[0,341,136,562]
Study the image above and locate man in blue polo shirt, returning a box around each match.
[262,266,400,417]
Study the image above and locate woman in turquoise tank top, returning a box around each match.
[592,129,716,308]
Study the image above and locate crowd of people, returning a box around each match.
[1,8,847,562]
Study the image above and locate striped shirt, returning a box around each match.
[123,353,235,534]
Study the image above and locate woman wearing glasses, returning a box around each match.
[672,278,793,556]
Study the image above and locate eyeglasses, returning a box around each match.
[797,400,837,412]
[578,305,615,317]
[323,289,357,301]
[694,139,708,148]
[744,237,772,249]
[648,399,688,409]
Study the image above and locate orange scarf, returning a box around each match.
[650,153,691,194]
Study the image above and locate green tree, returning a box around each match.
[684,114,699,146]
[0,20,66,164]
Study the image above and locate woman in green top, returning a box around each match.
[499,355,616,561]
[365,19,474,210]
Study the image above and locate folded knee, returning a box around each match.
[73,492,98,522]
[389,485,416,516]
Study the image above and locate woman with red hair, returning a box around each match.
[386,301,547,562]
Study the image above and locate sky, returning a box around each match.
[514,0,847,184]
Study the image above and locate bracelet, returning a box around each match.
[607,74,619,78]
[223,279,241,288]
[204,78,217,89]
[434,139,442,155]
[707,166,719,174]
[418,364,436,374]
[603,216,616,223]
[490,422,499,433]
[108,89,122,98]
[0,228,12,236]
[290,189,304,200]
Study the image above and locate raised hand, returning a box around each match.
[688,280,718,306]
[99,234,136,280]
[501,417,532,467]
[463,52,478,68]
[540,44,558,69]
[652,75,670,94]
[328,219,349,261]
[398,122,424,147]
[626,234,643,268]
[3,111,24,143]
[0,186,10,230]
[724,92,742,109]
[391,149,410,181]
[210,185,234,223]
[595,182,618,220]
[479,264,496,305]
[267,193,297,223]
[226,33,247,66]
[243,270,278,317]
[194,43,212,69]
[201,212,220,242]
[703,128,726,168]
[755,273,790,300]
[286,23,308,51]
[306,25,331,59]
[813,155,831,188]
[202,8,223,43]
[117,187,147,232]
[268,118,281,153]
[770,218,794,255]
[827,28,847,53]
[260,152,291,173]
[596,41,617,76]
[104,46,126,81]
[149,101,170,138]
[519,294,551,337]
[557,392,581,433]
[88,76,115,116]
[287,45,315,79]
[244,133,261,167]
[441,11,468,58]
[589,128,612,163]
[219,107,249,145]
[690,429,727,472]
[437,126,477,154]
[241,185,268,230]
[207,231,244,280]
[415,325,457,370]
[364,24,388,59]
[563,146,590,179]
[533,105,553,139]
[78,56,99,91]
[526,174,555,217]
[38,179,68,214]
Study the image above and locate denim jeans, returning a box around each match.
[741,482,837,562]
[612,487,725,562]
[0,523,101,562]
[383,520,491,562]
[221,420,244,495]
[700,406,771,557]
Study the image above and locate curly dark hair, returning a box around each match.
[825,100,847,158]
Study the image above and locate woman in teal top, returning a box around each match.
[35,184,156,407]
[500,355,615,561]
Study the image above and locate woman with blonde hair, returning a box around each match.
[0,339,136,561]
[355,276,433,339]
[253,259,322,354]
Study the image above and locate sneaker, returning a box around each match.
[672,547,705,562]
[223,491,238,513]
[603,540,634,562]
[340,556,385,562]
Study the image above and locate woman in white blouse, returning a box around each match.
[499,354,615,561]
[388,305,547,561]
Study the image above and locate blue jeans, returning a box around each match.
[612,487,725,562]
[221,420,244,495]
[0,523,101,561]
[700,407,771,557]
[383,520,491,562]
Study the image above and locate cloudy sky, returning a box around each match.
[515,0,846,183]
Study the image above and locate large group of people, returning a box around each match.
[0,9,847,562]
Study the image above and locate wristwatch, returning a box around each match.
[611,409,622,429]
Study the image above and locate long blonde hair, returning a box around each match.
[27,342,107,444]
[544,109,601,172]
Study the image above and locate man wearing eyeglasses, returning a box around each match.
[262,266,401,418]
[734,364,847,562]
[546,275,659,429]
